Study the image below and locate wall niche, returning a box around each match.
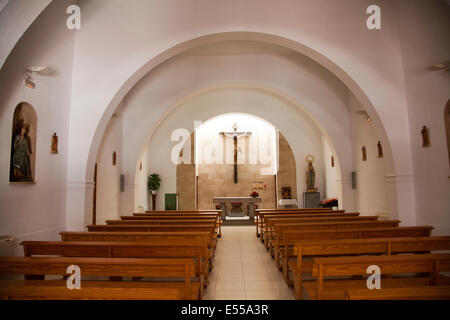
[9,102,37,183]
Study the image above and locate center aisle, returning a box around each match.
[204,226,295,300]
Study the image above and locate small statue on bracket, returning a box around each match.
[305,154,316,192]
[51,133,58,154]
[421,126,430,147]
[377,141,383,158]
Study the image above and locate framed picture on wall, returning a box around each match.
[252,182,264,190]
[281,187,292,199]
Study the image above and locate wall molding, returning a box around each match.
[67,180,95,189]
[11,225,65,240]
[336,178,352,185]
[385,174,413,183]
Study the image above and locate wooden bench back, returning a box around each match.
[257,210,345,219]
[263,216,378,241]
[294,236,450,257]
[107,219,217,225]
[268,220,401,252]
[344,286,450,300]
[86,224,215,233]
[0,256,197,295]
[141,210,221,214]
[123,214,219,220]
[20,240,208,285]
[275,220,400,233]
[311,253,450,299]
[266,216,377,224]
[60,231,209,244]
[256,208,333,212]
[0,280,181,300]
[59,231,213,259]
[255,212,359,237]
[289,236,450,297]
[313,253,450,277]
[284,226,433,243]
[22,240,206,258]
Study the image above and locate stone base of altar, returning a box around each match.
[213,196,262,221]
[222,216,254,226]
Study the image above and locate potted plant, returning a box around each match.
[147,173,161,210]
[250,191,259,198]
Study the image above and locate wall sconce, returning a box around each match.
[23,66,53,89]
[24,71,35,89]
[356,110,371,123]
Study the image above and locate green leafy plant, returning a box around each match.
[147,173,161,192]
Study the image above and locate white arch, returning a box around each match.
[74,32,410,230]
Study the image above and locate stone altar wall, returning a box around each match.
[277,133,298,204]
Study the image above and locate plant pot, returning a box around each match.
[151,190,156,195]
[151,193,156,210]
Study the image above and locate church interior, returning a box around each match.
[0,0,449,301]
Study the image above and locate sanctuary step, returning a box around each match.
[223,216,254,226]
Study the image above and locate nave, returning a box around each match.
[1,208,450,300]
[203,226,295,300]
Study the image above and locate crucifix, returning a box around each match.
[220,123,252,183]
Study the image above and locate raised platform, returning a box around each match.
[222,216,254,226]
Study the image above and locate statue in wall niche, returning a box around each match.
[113,151,117,166]
[362,146,367,161]
[331,155,335,167]
[377,141,383,158]
[11,124,32,181]
[421,126,430,147]
[51,133,58,154]
[305,154,316,192]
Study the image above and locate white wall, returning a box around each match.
[322,135,338,200]
[119,41,359,214]
[61,0,411,229]
[95,114,123,223]
[396,0,450,234]
[349,95,389,218]
[2,0,448,235]
[137,86,327,210]
[0,0,74,255]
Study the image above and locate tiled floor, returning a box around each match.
[203,226,296,300]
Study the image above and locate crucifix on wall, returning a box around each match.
[220,123,252,183]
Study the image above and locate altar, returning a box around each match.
[213,197,262,220]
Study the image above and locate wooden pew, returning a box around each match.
[59,231,214,269]
[257,210,351,236]
[257,212,358,238]
[277,226,434,288]
[306,253,450,300]
[142,210,221,214]
[123,214,219,220]
[0,256,199,300]
[289,236,450,298]
[344,286,450,300]
[109,218,221,237]
[0,280,180,300]
[21,240,209,291]
[255,208,333,213]
[269,220,401,257]
[108,219,216,225]
[86,224,217,250]
[263,215,378,247]
[125,213,222,237]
